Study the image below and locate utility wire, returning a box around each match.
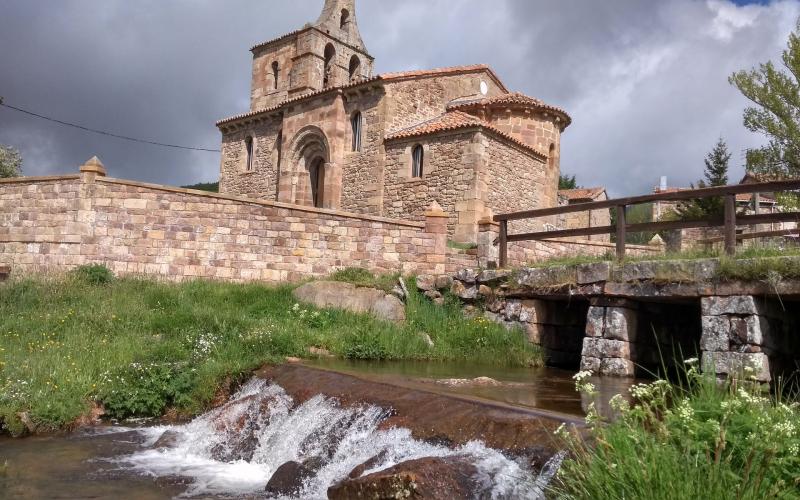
[0,96,220,153]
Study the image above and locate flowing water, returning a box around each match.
[0,363,630,499]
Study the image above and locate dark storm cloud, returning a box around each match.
[1,0,798,195]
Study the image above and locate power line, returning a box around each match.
[0,97,220,153]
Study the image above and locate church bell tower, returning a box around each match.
[249,0,374,109]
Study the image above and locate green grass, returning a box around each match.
[0,268,540,434]
[328,267,401,293]
[447,240,478,251]
[522,244,800,282]
[552,369,800,499]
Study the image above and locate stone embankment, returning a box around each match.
[418,257,800,382]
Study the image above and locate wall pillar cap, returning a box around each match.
[80,156,106,176]
[424,201,448,218]
[478,217,499,227]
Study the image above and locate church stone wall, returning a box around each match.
[219,116,283,199]
[384,73,505,134]
[251,38,296,110]
[486,110,563,166]
[483,135,551,234]
[340,89,386,214]
[383,131,478,236]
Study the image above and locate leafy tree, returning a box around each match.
[0,145,22,178]
[611,202,655,244]
[559,174,578,190]
[729,19,800,178]
[673,138,731,220]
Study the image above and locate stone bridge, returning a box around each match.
[442,258,800,383]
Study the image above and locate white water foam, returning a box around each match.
[111,378,563,499]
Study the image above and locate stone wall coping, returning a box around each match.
[95,177,427,229]
[0,175,81,184]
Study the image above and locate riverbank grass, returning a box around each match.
[553,366,800,499]
[0,268,540,434]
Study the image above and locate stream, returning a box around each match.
[0,362,636,499]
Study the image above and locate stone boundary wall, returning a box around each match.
[0,162,448,282]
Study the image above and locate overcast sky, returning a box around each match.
[1,0,798,196]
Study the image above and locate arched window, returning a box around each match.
[348,55,361,82]
[245,136,254,171]
[323,44,336,88]
[351,112,362,152]
[340,9,350,29]
[272,61,279,90]
[412,145,424,178]
[548,143,556,170]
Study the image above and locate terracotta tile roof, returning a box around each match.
[448,91,571,128]
[216,65,507,127]
[653,186,691,194]
[384,111,547,160]
[559,187,606,201]
[385,111,485,139]
[250,28,305,52]
[736,193,776,203]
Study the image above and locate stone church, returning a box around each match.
[216,0,571,242]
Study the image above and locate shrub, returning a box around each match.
[342,328,389,360]
[71,264,114,285]
[101,362,195,419]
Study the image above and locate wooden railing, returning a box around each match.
[494,179,800,267]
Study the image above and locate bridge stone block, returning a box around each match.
[702,351,770,383]
[605,306,638,342]
[582,338,631,360]
[600,357,636,377]
[700,316,730,352]
[701,296,758,316]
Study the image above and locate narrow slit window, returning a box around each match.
[245,136,254,171]
[351,112,362,152]
[272,61,279,90]
[412,145,424,178]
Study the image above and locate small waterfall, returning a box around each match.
[113,378,564,499]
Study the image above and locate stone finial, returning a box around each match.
[424,201,448,218]
[79,156,106,176]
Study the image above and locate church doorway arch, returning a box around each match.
[284,125,337,209]
[309,157,326,208]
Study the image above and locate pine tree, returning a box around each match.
[674,138,731,220]
[0,145,22,178]
[559,174,578,190]
[729,19,800,178]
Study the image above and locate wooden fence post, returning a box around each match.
[616,205,626,261]
[499,220,508,268]
[724,194,737,256]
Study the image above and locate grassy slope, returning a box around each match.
[0,273,540,434]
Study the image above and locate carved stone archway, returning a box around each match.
[280,126,339,209]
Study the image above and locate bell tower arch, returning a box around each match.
[315,0,368,51]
